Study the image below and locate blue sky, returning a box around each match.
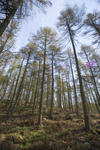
[14,0,100,51]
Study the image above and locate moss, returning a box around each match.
[23,130,46,143]
[58,128,73,137]
[8,126,24,134]
[19,130,46,149]
[6,133,23,144]
[4,126,46,149]
[1,109,100,150]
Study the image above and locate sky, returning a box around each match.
[14,0,100,52]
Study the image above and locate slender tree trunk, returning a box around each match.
[69,84,73,112]
[1,71,12,101]
[62,77,67,110]
[84,81,93,112]
[38,38,47,125]
[49,52,54,118]
[7,58,24,112]
[58,72,62,109]
[5,74,16,109]
[83,48,100,107]
[25,73,35,106]
[46,75,50,108]
[7,73,17,100]
[89,86,100,113]
[67,75,71,111]
[9,52,31,114]
[67,22,90,131]
[68,52,79,115]
[32,60,41,115]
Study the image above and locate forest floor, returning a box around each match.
[0,104,100,150]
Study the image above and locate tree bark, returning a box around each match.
[38,37,47,125]
[49,51,54,118]
[9,52,30,114]
[32,60,41,115]
[67,22,90,131]
[7,58,24,112]
[68,52,79,115]
[83,48,100,107]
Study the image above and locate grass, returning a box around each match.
[0,105,100,150]
[4,126,46,149]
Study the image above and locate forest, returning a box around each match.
[0,0,100,150]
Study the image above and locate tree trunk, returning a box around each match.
[1,71,12,101]
[83,48,100,107]
[9,52,30,114]
[49,51,54,119]
[38,37,47,125]
[89,86,100,113]
[68,52,79,115]
[32,60,41,115]
[67,22,90,131]
[0,0,22,37]
[46,75,50,108]
[7,58,24,112]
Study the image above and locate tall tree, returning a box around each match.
[9,42,36,114]
[57,6,90,130]
[32,51,43,115]
[49,44,60,119]
[32,27,59,125]
[68,50,79,115]
[81,45,100,107]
